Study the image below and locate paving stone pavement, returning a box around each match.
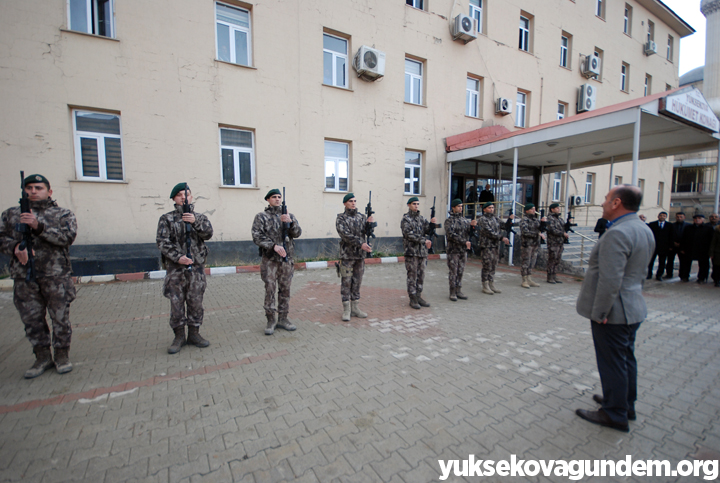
[0,260,719,482]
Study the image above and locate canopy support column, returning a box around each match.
[632,108,641,186]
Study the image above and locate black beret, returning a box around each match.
[265,188,281,200]
[24,174,50,188]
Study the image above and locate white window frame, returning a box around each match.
[72,109,124,182]
[667,35,674,62]
[323,33,348,89]
[466,77,480,118]
[614,176,622,186]
[552,172,562,201]
[657,182,664,205]
[519,16,530,52]
[215,2,252,67]
[623,5,632,35]
[515,91,527,128]
[585,173,594,203]
[324,141,349,192]
[469,0,483,34]
[557,102,566,120]
[594,48,604,81]
[647,20,655,43]
[560,35,569,68]
[596,0,604,18]
[644,74,651,96]
[621,63,628,92]
[638,178,645,197]
[68,0,115,37]
[404,151,422,195]
[220,128,255,187]
[406,0,423,10]
[405,58,423,105]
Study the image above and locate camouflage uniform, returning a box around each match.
[156,204,213,329]
[251,205,302,317]
[443,212,473,290]
[336,208,370,302]
[478,212,505,282]
[0,199,77,349]
[546,213,565,278]
[519,213,542,276]
[401,210,434,296]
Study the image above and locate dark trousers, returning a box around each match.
[712,263,720,284]
[591,321,640,424]
[647,251,667,278]
[666,250,678,277]
[679,257,710,281]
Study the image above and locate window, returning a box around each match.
[585,173,594,203]
[596,0,604,18]
[515,91,527,128]
[405,151,422,195]
[323,33,348,88]
[73,110,123,181]
[657,182,664,205]
[406,0,423,10]
[215,2,252,67]
[614,176,622,186]
[638,178,645,197]
[69,0,114,37]
[623,5,632,36]
[666,83,672,91]
[466,77,481,118]
[594,48,604,81]
[470,0,483,34]
[644,74,652,96]
[552,173,562,201]
[405,58,423,105]
[560,35,569,68]
[647,20,655,43]
[557,102,567,120]
[621,62,629,92]
[519,16,530,52]
[220,128,254,187]
[325,141,349,192]
[667,35,674,62]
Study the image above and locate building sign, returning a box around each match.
[659,88,719,133]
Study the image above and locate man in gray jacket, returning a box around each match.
[575,185,654,432]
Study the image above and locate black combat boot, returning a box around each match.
[54,347,73,374]
[276,313,297,331]
[455,288,468,300]
[187,326,210,347]
[168,326,186,354]
[24,346,54,379]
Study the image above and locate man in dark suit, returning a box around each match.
[575,185,654,432]
[646,211,672,281]
[665,212,689,279]
[478,184,494,203]
[679,214,714,283]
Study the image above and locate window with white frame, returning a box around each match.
[404,151,422,195]
[466,77,480,118]
[594,48,604,81]
[657,182,664,205]
[638,178,645,197]
[557,102,567,120]
[623,4,632,35]
[215,2,252,66]
[560,35,569,68]
[325,141,349,192]
[405,58,423,105]
[667,35,674,62]
[552,172,562,201]
[406,0,423,10]
[644,74,652,96]
[519,16,530,52]
[585,173,594,203]
[596,0,604,18]
[469,0,483,34]
[614,176,622,186]
[69,0,114,37]
[647,21,654,43]
[515,91,527,128]
[73,110,123,181]
[220,128,254,187]
[621,63,629,92]
[323,33,348,88]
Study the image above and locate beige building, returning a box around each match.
[0,0,695,273]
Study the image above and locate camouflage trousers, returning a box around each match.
[480,246,499,282]
[405,256,426,295]
[13,277,76,349]
[520,243,540,276]
[546,243,565,276]
[447,252,467,289]
[260,257,294,316]
[340,259,364,302]
[163,266,207,329]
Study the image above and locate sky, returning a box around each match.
[662,0,706,76]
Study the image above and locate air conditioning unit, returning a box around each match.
[570,196,584,206]
[452,14,477,43]
[577,83,596,113]
[581,54,601,79]
[496,97,512,115]
[644,41,657,56]
[353,46,386,80]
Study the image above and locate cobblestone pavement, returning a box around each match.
[0,260,718,482]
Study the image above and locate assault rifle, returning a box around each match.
[504,209,517,247]
[281,187,290,262]
[539,208,547,245]
[16,171,36,283]
[183,184,193,270]
[468,216,479,255]
[428,196,440,254]
[563,212,577,245]
[365,191,377,258]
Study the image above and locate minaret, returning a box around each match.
[701,0,720,116]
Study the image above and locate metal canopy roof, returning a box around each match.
[446,87,720,174]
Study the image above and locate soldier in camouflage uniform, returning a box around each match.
[0,174,77,378]
[402,197,437,309]
[519,203,546,288]
[545,202,569,283]
[252,189,302,335]
[477,202,510,295]
[156,183,214,354]
[336,193,375,321]
[443,199,477,301]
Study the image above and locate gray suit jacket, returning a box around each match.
[576,213,655,325]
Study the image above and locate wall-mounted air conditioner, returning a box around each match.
[496,97,512,115]
[644,41,657,56]
[452,14,477,43]
[353,46,386,80]
[577,83,596,113]
[581,54,601,79]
